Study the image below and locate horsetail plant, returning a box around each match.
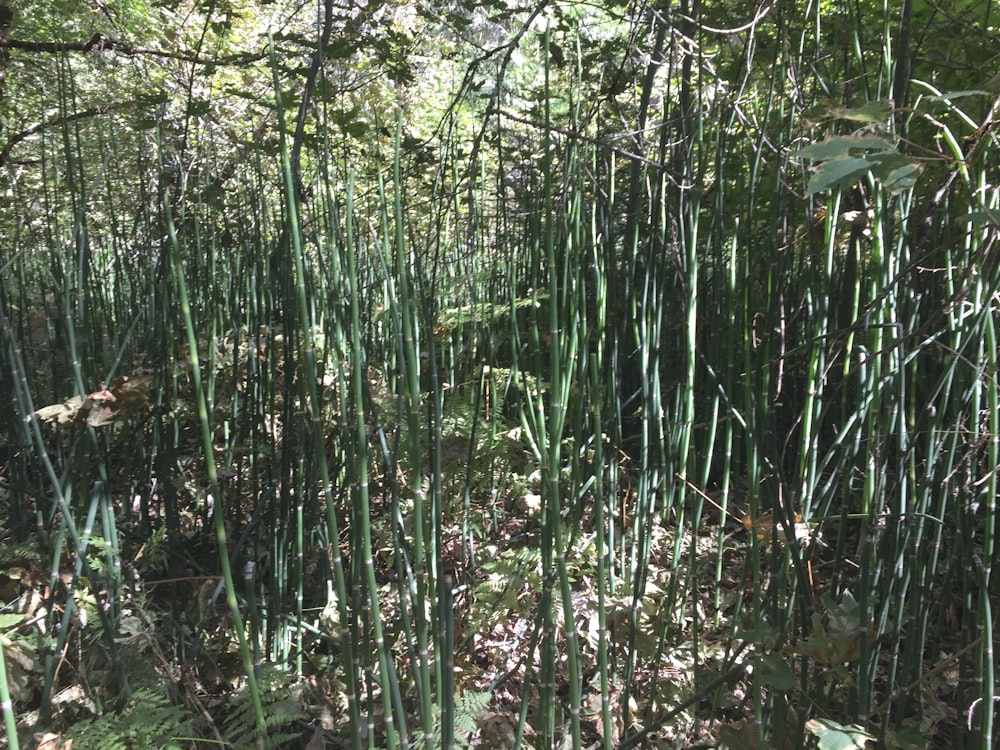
[4,3,1000,748]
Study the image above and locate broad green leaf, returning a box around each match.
[885,724,929,749]
[717,722,767,749]
[968,208,1000,227]
[801,99,893,125]
[840,100,894,123]
[0,613,27,630]
[823,590,869,637]
[805,718,875,749]
[806,156,872,194]
[879,161,923,194]
[797,134,896,162]
[737,622,781,644]
[752,652,796,691]
[868,151,924,193]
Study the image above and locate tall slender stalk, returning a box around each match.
[159,130,266,740]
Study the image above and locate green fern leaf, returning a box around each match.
[64,687,195,749]
[224,665,306,750]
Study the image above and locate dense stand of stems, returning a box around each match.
[1,5,998,750]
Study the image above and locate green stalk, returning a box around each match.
[0,324,21,750]
[980,351,997,746]
[311,197,363,750]
[0,620,18,750]
[268,42,369,745]
[2,196,127,730]
[588,148,612,743]
[388,112,434,747]
[159,125,265,740]
[971,210,996,748]
[342,172,403,749]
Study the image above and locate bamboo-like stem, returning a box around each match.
[161,149,265,742]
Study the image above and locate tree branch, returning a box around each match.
[0,98,156,167]
[0,34,268,66]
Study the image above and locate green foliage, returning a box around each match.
[3,0,1000,748]
[63,687,196,750]
[0,614,39,704]
[805,718,876,749]
[472,544,543,630]
[223,666,305,750]
[408,690,491,750]
[795,102,924,195]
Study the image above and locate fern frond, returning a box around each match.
[224,665,306,750]
[64,687,196,750]
[409,690,492,750]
